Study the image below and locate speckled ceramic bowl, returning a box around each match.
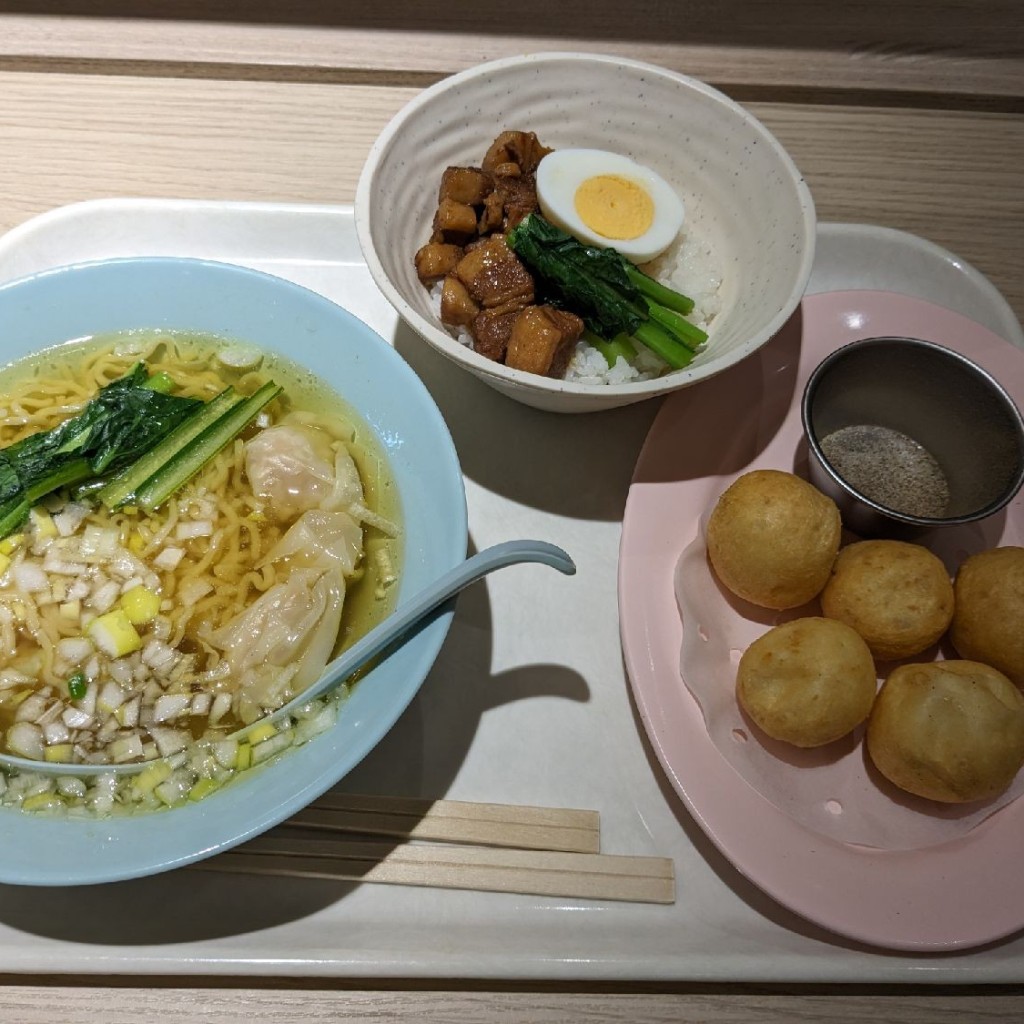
[356,52,816,413]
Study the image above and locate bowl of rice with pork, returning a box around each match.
[356,52,816,413]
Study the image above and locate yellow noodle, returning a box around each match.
[15,597,60,687]
[0,607,16,664]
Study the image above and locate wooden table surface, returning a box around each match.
[1,3,1022,1020]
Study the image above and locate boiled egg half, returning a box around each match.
[535,149,685,264]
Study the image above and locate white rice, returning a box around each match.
[431,226,722,386]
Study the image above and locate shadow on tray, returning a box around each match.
[393,320,660,523]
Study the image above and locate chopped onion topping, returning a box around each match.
[14,692,48,723]
[80,525,119,559]
[152,693,191,723]
[62,706,93,729]
[57,637,93,667]
[153,547,185,571]
[111,734,144,763]
[190,692,212,716]
[208,691,232,726]
[7,721,45,760]
[53,503,90,537]
[90,579,121,614]
[149,726,190,757]
[178,578,213,606]
[13,561,49,593]
[175,521,213,541]
[42,721,70,745]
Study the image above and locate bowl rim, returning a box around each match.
[801,334,1024,527]
[355,50,817,398]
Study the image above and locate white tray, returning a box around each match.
[0,201,1021,984]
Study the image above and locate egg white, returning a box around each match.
[535,149,685,264]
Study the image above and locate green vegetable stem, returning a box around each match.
[582,330,636,370]
[506,214,707,371]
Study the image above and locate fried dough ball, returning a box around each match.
[737,617,877,747]
[867,660,1024,803]
[820,540,954,661]
[706,470,841,610]
[950,546,1024,689]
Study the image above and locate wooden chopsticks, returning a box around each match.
[192,794,675,904]
[195,835,675,904]
[288,793,601,853]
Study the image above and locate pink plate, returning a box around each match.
[618,290,1024,951]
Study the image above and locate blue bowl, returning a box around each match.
[0,257,467,885]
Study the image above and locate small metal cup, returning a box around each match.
[801,336,1024,537]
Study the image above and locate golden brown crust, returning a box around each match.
[950,546,1024,689]
[706,470,841,610]
[736,617,877,747]
[866,660,1024,803]
[820,540,954,661]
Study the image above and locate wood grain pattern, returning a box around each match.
[1,3,1022,100]
[0,983,1022,1023]
[194,837,675,903]
[287,793,601,852]
[1,72,1021,322]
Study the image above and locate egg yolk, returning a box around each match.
[573,174,655,241]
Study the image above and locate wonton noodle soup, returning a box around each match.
[0,331,401,784]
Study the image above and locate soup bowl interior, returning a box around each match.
[0,256,467,886]
[356,51,816,413]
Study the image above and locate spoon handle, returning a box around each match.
[247,539,576,732]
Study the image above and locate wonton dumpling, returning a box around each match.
[223,415,378,720]
[322,445,365,512]
[261,508,363,578]
[244,422,337,521]
[207,567,345,721]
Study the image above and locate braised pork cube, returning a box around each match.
[439,166,493,206]
[454,235,534,309]
[439,275,479,326]
[471,307,522,362]
[432,197,478,244]
[506,305,584,377]
[482,131,552,176]
[477,189,504,234]
[414,242,464,284]
[495,172,539,230]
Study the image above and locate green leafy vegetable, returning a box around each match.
[506,214,707,370]
[0,364,202,536]
[96,386,241,511]
[0,363,282,537]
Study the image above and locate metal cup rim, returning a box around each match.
[800,335,1024,529]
